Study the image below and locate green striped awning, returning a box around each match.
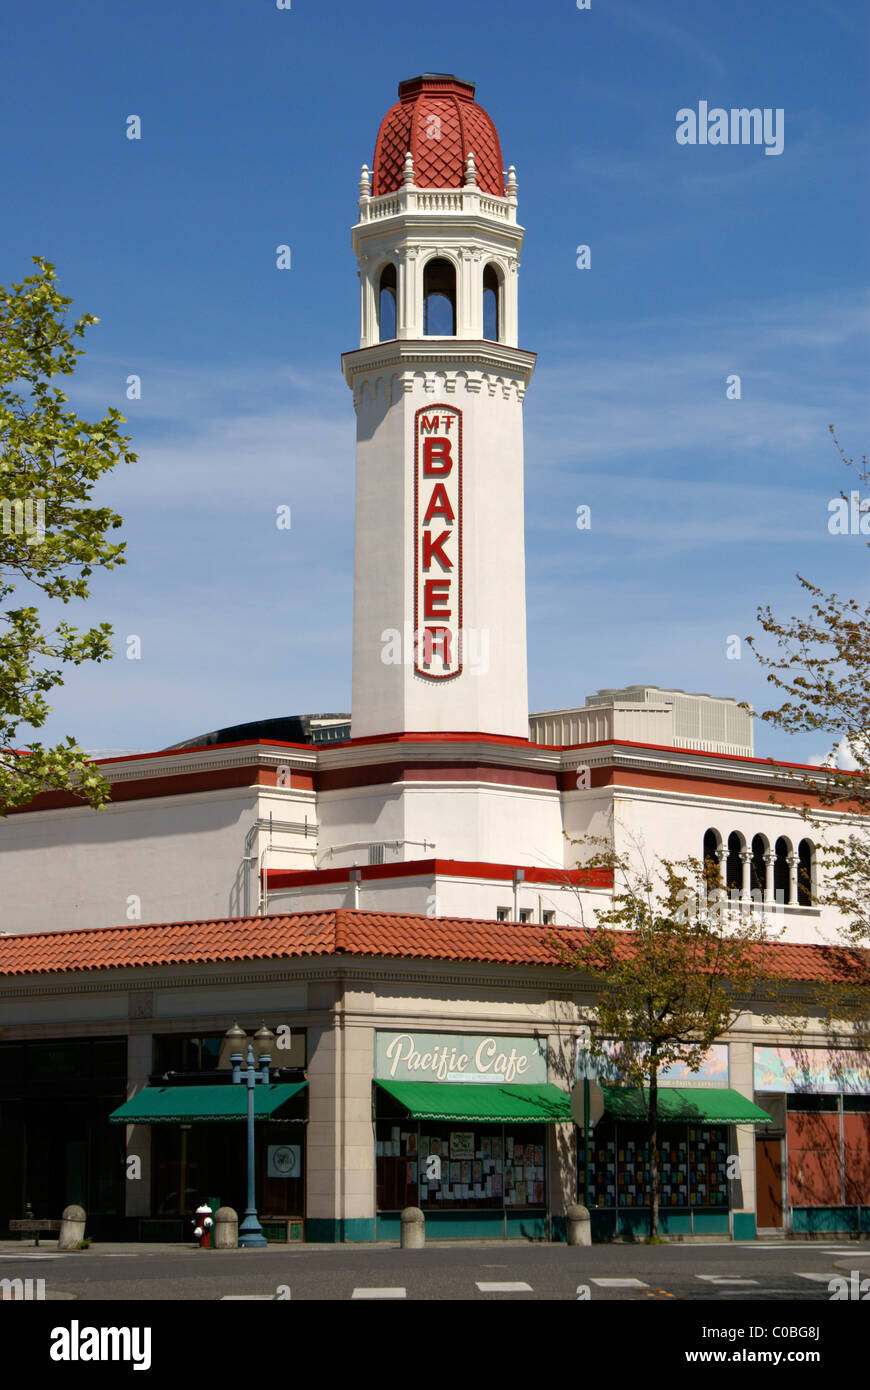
[601,1087,772,1125]
[376,1080,572,1123]
[108,1082,307,1124]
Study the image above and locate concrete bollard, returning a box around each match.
[400,1206,425,1249]
[58,1205,87,1251]
[566,1204,591,1247]
[213,1206,239,1250]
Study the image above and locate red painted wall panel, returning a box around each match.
[844,1113,870,1205]
[787,1113,842,1207]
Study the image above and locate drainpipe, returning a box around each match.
[349,869,361,910]
[513,869,525,922]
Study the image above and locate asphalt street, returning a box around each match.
[1,1239,868,1301]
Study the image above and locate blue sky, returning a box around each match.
[3,0,869,763]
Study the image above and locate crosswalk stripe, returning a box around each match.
[351,1287,406,1300]
[591,1277,648,1288]
[696,1275,758,1284]
[476,1281,533,1293]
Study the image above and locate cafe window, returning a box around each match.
[578,1119,731,1209]
[375,1091,546,1213]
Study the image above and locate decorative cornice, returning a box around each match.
[341,339,536,389]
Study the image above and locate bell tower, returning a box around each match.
[343,74,536,740]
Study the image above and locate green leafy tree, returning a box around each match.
[0,257,136,811]
[556,837,774,1239]
[746,428,870,1030]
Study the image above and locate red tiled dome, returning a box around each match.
[372,74,505,198]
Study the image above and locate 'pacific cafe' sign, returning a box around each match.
[413,405,462,678]
[376,1031,548,1085]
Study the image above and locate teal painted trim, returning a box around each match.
[423,1211,505,1240]
[732,1212,756,1241]
[305,1218,376,1243]
[792,1207,860,1233]
[302,1223,340,1245]
[693,1212,730,1235]
[505,1214,547,1240]
[617,1212,650,1237]
[590,1209,617,1241]
[376,1214,402,1242]
[304,1218,343,1243]
[614,1206,694,1239]
[378,1210,506,1240]
[344,1218,375,1243]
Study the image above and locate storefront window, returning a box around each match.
[152,1035,224,1075]
[153,1119,304,1219]
[375,1116,547,1212]
[579,1121,730,1209]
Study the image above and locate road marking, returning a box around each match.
[696,1275,758,1284]
[797,1273,836,1282]
[220,1294,276,1300]
[351,1287,406,1300]
[0,1255,66,1261]
[722,1289,801,1295]
[591,1277,649,1288]
[476,1281,533,1293]
[800,1251,861,1262]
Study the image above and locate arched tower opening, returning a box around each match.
[424,258,457,335]
[483,262,502,342]
[378,263,397,342]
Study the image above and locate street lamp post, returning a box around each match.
[228,1023,275,1249]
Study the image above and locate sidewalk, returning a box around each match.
[2,1235,868,1256]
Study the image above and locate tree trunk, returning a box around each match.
[648,1063,660,1239]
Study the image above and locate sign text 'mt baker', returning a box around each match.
[379,1031,547,1084]
[414,405,462,679]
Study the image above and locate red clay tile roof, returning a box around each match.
[372,75,504,198]
[0,910,866,985]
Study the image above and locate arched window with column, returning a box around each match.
[725,832,744,894]
[483,262,502,342]
[377,262,397,342]
[703,828,722,892]
[751,834,768,900]
[774,837,792,905]
[423,257,456,335]
[797,839,815,905]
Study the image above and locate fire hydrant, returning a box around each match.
[193,1202,214,1249]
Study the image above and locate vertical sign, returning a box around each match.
[414,404,462,678]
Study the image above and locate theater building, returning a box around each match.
[0,75,868,1241]
[2,911,866,1242]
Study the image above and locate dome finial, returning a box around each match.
[403,150,415,187]
[359,163,371,201]
[506,164,518,198]
[464,150,477,187]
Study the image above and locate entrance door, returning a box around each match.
[755,1137,783,1228]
